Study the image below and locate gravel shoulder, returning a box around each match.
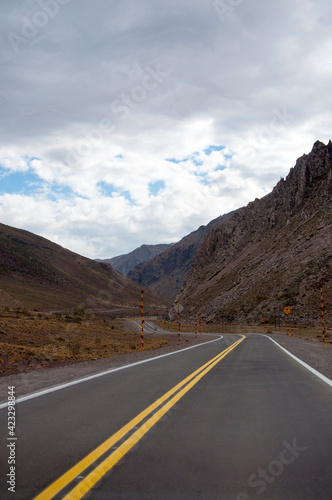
[1,332,331,404]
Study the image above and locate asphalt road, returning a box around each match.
[1,334,332,499]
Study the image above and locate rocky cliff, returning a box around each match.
[176,140,332,325]
[128,212,234,298]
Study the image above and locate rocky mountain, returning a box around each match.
[98,243,174,276]
[176,140,332,326]
[0,223,171,313]
[128,212,234,298]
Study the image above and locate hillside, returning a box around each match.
[128,212,234,298]
[176,140,332,326]
[0,223,171,313]
[99,243,174,276]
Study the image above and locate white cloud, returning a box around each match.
[0,0,331,258]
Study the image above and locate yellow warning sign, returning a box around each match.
[283,307,291,315]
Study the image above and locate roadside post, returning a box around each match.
[140,290,144,351]
[319,284,326,348]
[290,308,294,337]
[199,314,202,335]
[283,307,291,336]
[195,307,198,339]
[175,303,183,345]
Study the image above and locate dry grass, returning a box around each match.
[0,310,168,376]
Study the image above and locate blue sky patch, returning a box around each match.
[98,181,117,197]
[149,180,165,196]
[195,172,210,186]
[0,169,41,195]
[97,181,135,204]
[166,152,202,166]
[0,168,83,200]
[47,184,78,200]
[166,157,181,164]
[166,145,227,166]
[204,145,225,155]
[23,155,41,167]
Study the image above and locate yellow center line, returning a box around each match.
[34,335,246,500]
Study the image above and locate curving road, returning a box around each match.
[1,334,332,499]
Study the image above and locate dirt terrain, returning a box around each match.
[0,310,171,377]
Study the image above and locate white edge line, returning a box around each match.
[0,335,224,409]
[266,335,332,387]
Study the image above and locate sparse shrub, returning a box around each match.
[64,315,82,324]
[74,306,85,316]
[67,340,81,358]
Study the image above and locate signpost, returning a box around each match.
[283,307,291,337]
[174,303,183,345]
[319,284,326,348]
[140,290,144,351]
[290,308,294,337]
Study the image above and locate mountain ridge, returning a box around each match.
[0,222,171,312]
[176,140,332,325]
[98,243,174,276]
[128,212,234,298]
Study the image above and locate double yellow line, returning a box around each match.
[35,335,245,499]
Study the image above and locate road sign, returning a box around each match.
[283,307,291,315]
[174,303,184,313]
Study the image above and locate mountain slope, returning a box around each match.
[177,140,332,325]
[128,212,234,298]
[0,223,171,312]
[99,243,174,276]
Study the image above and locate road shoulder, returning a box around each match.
[267,332,332,381]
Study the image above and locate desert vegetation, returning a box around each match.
[0,308,168,376]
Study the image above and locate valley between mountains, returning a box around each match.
[0,140,331,377]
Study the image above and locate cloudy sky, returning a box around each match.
[1,0,331,259]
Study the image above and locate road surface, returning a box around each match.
[1,333,332,499]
